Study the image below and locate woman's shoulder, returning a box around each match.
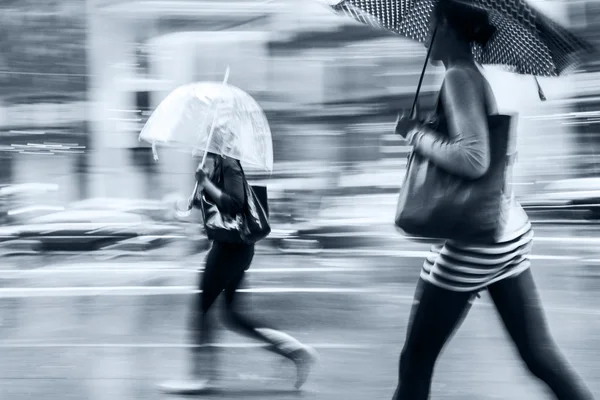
[442,67,482,104]
[447,62,483,75]
[444,64,496,112]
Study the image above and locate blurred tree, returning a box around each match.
[0,0,87,101]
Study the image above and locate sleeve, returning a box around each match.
[213,159,245,215]
[413,68,491,180]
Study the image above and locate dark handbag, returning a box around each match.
[394,99,517,244]
[250,185,269,218]
[200,165,271,244]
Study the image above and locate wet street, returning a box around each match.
[0,223,599,399]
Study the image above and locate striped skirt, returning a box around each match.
[421,222,534,292]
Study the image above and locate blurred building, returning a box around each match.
[0,94,88,203]
[568,0,600,44]
[87,0,300,199]
[0,1,87,202]
[84,0,599,201]
[565,0,600,177]
[86,0,401,196]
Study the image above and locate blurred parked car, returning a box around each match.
[0,183,64,224]
[0,185,188,256]
[0,208,188,256]
[68,197,174,222]
[521,178,600,221]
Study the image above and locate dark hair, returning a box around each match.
[434,0,496,46]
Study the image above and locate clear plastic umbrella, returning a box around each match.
[139,68,273,215]
[138,69,273,172]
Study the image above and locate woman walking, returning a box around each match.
[392,3,595,399]
[160,152,318,394]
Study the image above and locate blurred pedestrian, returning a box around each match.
[160,152,318,394]
[392,4,595,400]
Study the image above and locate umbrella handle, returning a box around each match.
[410,26,437,119]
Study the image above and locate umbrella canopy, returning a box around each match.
[139,82,274,172]
[330,0,596,76]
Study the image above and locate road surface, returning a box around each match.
[0,224,599,399]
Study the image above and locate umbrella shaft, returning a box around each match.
[411,26,438,118]
[189,67,230,211]
[187,181,199,211]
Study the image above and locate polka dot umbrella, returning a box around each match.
[329,0,597,107]
[330,0,595,77]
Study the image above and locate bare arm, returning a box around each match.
[412,67,491,179]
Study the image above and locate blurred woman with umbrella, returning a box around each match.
[138,77,318,394]
[328,0,597,398]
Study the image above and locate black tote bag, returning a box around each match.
[392,25,518,244]
[394,110,517,243]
